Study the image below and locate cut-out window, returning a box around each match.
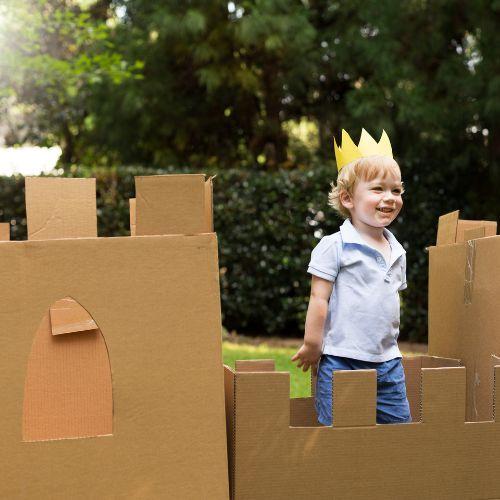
[23,297,113,442]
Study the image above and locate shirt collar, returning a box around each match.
[339,219,406,267]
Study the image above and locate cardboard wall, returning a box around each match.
[0,175,229,499]
[225,361,500,499]
[429,211,499,421]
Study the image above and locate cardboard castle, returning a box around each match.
[0,175,229,498]
[224,211,500,499]
[1,175,499,499]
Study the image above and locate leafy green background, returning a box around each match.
[0,0,499,342]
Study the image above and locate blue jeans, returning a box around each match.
[315,355,411,425]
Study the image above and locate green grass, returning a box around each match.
[223,341,311,398]
[223,341,421,398]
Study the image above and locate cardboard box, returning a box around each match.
[429,210,499,421]
[224,210,500,499]
[0,175,229,498]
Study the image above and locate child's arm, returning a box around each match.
[291,275,333,374]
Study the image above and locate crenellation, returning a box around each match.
[421,367,466,424]
[332,369,377,427]
[227,359,500,429]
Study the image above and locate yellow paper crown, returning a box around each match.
[333,129,393,171]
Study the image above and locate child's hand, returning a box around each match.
[291,343,322,375]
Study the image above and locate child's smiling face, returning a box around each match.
[341,173,404,229]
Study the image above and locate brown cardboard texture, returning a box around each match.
[50,296,99,335]
[0,222,10,241]
[25,176,97,240]
[23,299,112,442]
[429,210,499,421]
[225,360,500,500]
[436,209,497,247]
[135,174,213,236]
[0,175,228,499]
[402,355,461,420]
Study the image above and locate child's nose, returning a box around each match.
[382,190,397,203]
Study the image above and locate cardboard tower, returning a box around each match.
[0,175,229,499]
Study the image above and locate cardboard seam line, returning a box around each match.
[464,239,476,305]
[494,366,497,422]
[232,373,237,500]
[331,371,335,426]
[419,368,423,423]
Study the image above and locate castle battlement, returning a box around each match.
[225,357,500,499]
[223,209,500,499]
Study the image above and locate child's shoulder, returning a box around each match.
[319,230,343,245]
[312,231,343,254]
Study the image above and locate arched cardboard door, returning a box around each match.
[23,297,113,442]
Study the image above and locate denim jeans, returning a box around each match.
[315,354,412,426]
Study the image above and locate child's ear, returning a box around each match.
[339,190,354,210]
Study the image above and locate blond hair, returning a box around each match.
[328,155,403,219]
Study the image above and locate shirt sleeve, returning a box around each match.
[307,236,340,282]
[398,254,407,291]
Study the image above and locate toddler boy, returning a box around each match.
[292,129,411,425]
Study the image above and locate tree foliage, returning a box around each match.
[0,0,143,163]
[1,1,499,341]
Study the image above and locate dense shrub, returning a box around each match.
[0,165,451,342]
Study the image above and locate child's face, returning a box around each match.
[341,173,404,229]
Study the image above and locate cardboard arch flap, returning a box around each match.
[23,297,113,442]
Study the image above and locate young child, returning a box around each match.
[292,128,411,425]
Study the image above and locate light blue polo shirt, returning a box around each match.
[307,219,407,362]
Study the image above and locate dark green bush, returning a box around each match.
[0,165,442,342]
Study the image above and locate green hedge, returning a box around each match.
[0,165,435,342]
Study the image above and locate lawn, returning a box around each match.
[223,341,311,398]
[223,341,422,398]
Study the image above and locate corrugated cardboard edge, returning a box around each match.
[129,198,136,236]
[223,365,236,500]
[310,370,317,397]
[0,222,10,241]
[494,362,500,422]
[491,356,500,422]
[204,176,214,233]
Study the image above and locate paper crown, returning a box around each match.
[333,129,393,171]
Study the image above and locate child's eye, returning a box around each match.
[371,186,383,191]
[392,189,402,194]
